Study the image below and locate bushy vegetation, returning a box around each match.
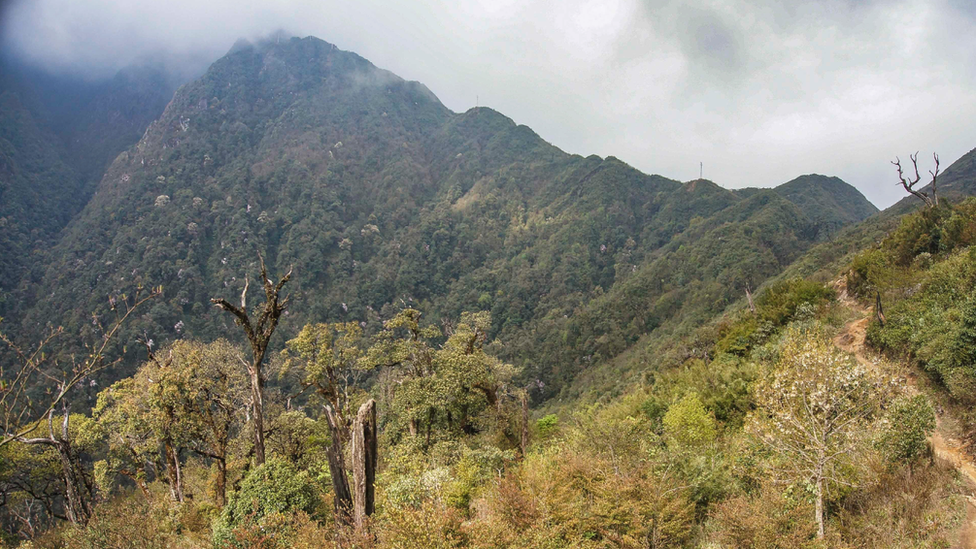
[851,200,976,407]
[0,266,965,548]
[212,459,323,547]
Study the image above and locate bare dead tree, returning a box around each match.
[351,399,377,533]
[0,286,161,447]
[210,254,292,466]
[892,152,940,208]
[0,286,160,525]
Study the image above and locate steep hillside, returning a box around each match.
[0,92,79,307]
[12,36,876,399]
[0,60,177,312]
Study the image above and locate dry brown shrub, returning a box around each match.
[835,460,963,548]
[466,446,694,548]
[710,486,822,549]
[374,502,466,549]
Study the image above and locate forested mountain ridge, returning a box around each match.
[10,35,876,400]
[0,59,176,312]
[772,174,879,239]
[0,91,78,308]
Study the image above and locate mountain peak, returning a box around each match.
[775,174,878,238]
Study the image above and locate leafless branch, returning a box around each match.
[0,286,161,447]
[893,151,940,207]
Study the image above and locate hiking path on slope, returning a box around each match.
[832,279,976,547]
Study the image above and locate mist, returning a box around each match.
[3,0,975,208]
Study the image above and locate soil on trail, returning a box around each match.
[832,280,976,547]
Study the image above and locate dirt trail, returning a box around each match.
[832,280,976,546]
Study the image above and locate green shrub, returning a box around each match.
[663,393,717,447]
[535,414,559,438]
[887,204,954,266]
[847,249,890,298]
[715,316,757,357]
[213,459,322,547]
[876,395,936,466]
[757,279,835,326]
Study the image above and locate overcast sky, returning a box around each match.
[3,0,975,208]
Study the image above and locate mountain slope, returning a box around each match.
[0,92,79,307]
[12,35,878,398]
[774,174,879,239]
[0,60,178,312]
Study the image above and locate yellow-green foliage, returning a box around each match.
[663,393,717,448]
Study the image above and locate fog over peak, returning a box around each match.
[3,0,975,208]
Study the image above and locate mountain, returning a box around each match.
[773,148,976,285]
[10,36,877,399]
[773,174,879,239]
[0,59,178,310]
[0,92,79,308]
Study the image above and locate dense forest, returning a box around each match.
[1,35,975,548]
[4,37,877,402]
[0,59,176,312]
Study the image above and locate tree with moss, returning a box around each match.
[154,340,248,506]
[365,310,517,447]
[749,328,894,538]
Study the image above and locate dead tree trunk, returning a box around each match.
[163,439,185,503]
[249,360,267,466]
[876,292,886,327]
[211,255,291,467]
[215,456,227,508]
[324,405,353,525]
[520,392,529,457]
[351,399,377,532]
[745,285,756,315]
[56,439,91,526]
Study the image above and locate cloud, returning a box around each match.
[2,0,975,207]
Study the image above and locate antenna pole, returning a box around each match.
[700,162,703,180]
